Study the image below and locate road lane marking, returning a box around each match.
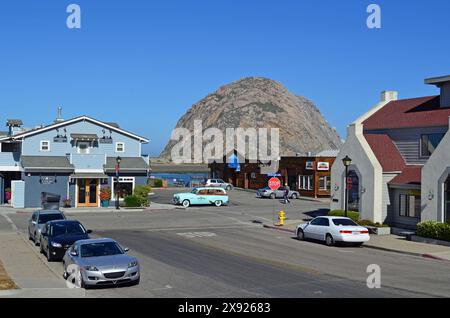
[0,213,18,231]
[176,232,217,239]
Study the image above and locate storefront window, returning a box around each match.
[319,176,331,192]
[347,171,359,212]
[445,177,450,223]
[299,175,313,191]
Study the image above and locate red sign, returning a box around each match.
[268,177,281,191]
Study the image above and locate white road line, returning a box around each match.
[0,213,18,231]
[146,224,258,232]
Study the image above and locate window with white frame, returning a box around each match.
[299,175,313,191]
[116,142,125,153]
[319,176,331,192]
[40,140,50,152]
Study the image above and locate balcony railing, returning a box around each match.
[70,154,106,170]
[0,152,21,167]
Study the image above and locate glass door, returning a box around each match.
[77,179,99,207]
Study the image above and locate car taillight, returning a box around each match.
[360,230,369,234]
[340,230,353,234]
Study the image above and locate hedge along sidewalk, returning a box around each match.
[262,220,450,261]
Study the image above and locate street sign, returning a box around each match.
[267,173,282,177]
[268,177,281,191]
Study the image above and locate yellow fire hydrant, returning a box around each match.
[278,211,286,226]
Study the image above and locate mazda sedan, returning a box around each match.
[63,238,140,288]
[296,216,370,247]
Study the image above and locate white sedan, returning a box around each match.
[296,216,370,247]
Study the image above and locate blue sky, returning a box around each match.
[0,0,449,156]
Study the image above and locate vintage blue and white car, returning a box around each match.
[173,187,229,208]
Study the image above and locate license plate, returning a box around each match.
[353,231,360,235]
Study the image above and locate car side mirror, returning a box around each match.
[87,230,93,234]
[124,248,130,252]
[70,251,78,257]
[32,221,37,225]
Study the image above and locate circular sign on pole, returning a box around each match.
[268,177,281,191]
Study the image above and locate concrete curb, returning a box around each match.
[262,223,450,262]
[263,224,296,234]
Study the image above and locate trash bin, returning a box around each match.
[41,192,61,210]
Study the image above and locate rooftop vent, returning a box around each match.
[54,106,65,123]
[425,75,450,108]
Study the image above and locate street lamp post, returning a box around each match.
[342,155,352,218]
[115,156,122,210]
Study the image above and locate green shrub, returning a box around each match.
[329,210,360,222]
[124,195,141,208]
[357,219,389,228]
[134,185,152,207]
[153,179,163,188]
[417,221,450,242]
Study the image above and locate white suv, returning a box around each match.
[205,179,233,191]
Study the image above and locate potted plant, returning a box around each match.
[63,197,72,208]
[5,188,11,205]
[100,187,112,208]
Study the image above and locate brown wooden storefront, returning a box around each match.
[209,155,336,198]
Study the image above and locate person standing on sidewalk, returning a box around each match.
[284,183,291,204]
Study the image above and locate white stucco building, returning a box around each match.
[331,75,450,229]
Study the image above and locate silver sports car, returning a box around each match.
[63,238,140,288]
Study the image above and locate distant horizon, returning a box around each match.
[1,0,449,156]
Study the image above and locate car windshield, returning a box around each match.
[80,242,124,258]
[52,223,86,237]
[332,219,358,226]
[38,213,64,224]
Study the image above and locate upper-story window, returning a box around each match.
[116,142,125,153]
[40,140,50,152]
[421,133,445,157]
[77,141,91,154]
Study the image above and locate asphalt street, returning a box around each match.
[1,188,450,297]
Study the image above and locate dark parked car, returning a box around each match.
[40,220,92,262]
[28,210,66,246]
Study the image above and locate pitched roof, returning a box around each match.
[0,116,149,143]
[389,165,422,186]
[21,156,74,171]
[364,134,406,172]
[104,157,149,172]
[362,96,450,130]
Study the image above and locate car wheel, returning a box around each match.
[46,249,54,262]
[291,193,298,199]
[226,185,232,191]
[297,229,305,241]
[325,234,334,247]
[39,243,44,254]
[182,200,190,208]
[270,193,276,199]
[34,234,39,246]
[76,271,86,289]
[214,200,223,207]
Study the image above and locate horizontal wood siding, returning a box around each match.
[366,127,448,165]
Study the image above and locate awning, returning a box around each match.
[70,133,99,141]
[70,173,108,179]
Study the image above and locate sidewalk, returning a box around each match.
[263,220,450,261]
[0,202,176,215]
[0,232,85,297]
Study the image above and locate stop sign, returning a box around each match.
[268,177,281,191]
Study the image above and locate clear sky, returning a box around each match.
[1,0,449,156]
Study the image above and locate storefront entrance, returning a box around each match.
[77,179,99,207]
